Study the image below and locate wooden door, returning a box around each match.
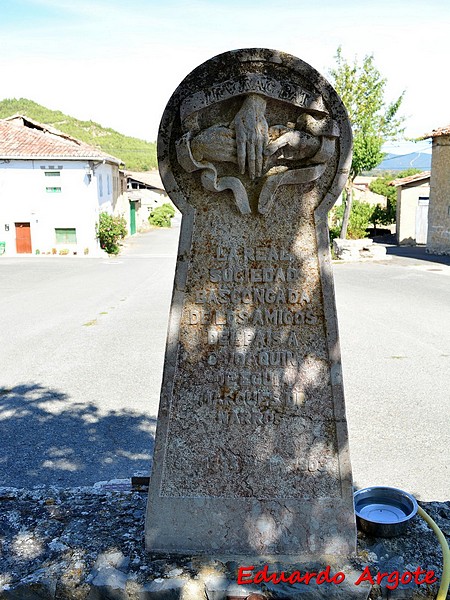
[15,222,32,254]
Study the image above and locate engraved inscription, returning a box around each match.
[160,239,340,499]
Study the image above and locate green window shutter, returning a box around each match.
[55,228,77,243]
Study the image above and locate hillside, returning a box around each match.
[377,152,431,171]
[0,98,157,171]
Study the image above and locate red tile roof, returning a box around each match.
[389,171,431,186]
[423,125,450,138]
[0,116,122,164]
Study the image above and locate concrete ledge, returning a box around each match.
[333,239,390,262]
[0,484,447,599]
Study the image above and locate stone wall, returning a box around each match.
[427,134,450,255]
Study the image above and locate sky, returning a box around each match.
[1,0,448,157]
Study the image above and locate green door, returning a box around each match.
[130,201,136,235]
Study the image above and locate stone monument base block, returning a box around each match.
[145,496,355,557]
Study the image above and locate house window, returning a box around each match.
[98,174,103,197]
[46,187,62,193]
[55,228,77,244]
[107,174,111,195]
[45,171,60,177]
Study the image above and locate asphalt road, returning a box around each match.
[0,228,448,500]
[334,253,449,502]
[0,229,179,488]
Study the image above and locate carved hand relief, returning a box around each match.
[176,75,340,215]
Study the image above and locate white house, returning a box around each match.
[113,170,172,234]
[0,115,124,256]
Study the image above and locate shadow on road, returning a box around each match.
[384,245,450,266]
[0,383,156,488]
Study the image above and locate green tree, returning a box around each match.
[330,199,373,240]
[330,48,405,238]
[149,203,175,227]
[96,212,127,255]
[369,168,422,224]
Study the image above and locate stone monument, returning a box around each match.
[145,48,356,558]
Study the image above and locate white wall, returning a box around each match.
[397,181,430,245]
[114,187,173,233]
[0,160,116,256]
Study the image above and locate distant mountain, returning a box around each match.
[377,152,431,171]
[0,98,157,171]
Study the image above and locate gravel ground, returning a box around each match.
[0,482,448,599]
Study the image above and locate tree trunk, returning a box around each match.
[339,183,353,239]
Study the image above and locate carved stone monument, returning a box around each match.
[145,48,356,558]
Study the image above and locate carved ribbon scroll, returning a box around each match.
[175,75,340,215]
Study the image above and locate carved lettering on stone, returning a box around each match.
[146,48,356,559]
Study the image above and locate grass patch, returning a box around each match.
[83,319,97,327]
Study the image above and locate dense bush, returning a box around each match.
[96,212,127,255]
[149,203,175,227]
[330,199,373,240]
[370,203,393,229]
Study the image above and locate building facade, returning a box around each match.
[113,170,170,235]
[0,116,122,256]
[391,172,431,246]
[426,125,450,255]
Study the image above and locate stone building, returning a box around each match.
[425,124,450,255]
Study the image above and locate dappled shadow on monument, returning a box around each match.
[0,383,156,488]
[157,183,355,555]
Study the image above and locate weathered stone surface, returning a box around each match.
[0,575,57,600]
[333,238,369,261]
[93,552,130,574]
[85,550,131,600]
[332,239,388,261]
[86,567,128,600]
[145,48,356,558]
[365,245,387,260]
[426,131,450,255]
[138,577,185,599]
[204,576,261,599]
